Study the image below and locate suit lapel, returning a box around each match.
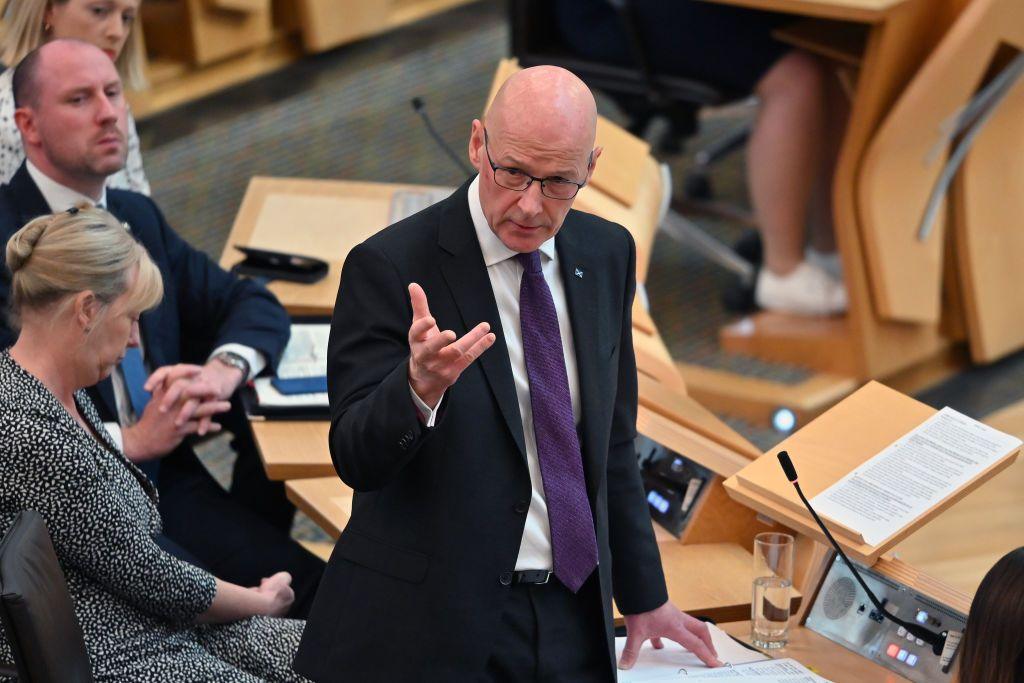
[437,183,526,459]
[556,213,607,503]
[8,164,53,227]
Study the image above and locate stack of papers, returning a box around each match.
[615,623,832,682]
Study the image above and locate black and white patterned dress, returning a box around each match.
[0,351,309,681]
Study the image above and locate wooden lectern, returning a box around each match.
[724,380,1019,565]
[716,380,1020,680]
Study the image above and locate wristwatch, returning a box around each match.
[212,351,251,382]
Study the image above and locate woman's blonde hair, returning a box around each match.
[6,204,162,327]
[0,0,146,90]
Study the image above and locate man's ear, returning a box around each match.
[14,107,41,148]
[585,146,603,183]
[467,119,485,172]
[73,291,100,334]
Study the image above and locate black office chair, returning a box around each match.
[509,0,760,308]
[0,510,92,682]
[509,0,751,195]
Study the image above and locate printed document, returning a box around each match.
[811,407,1021,545]
[614,624,830,681]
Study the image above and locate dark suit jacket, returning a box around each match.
[294,180,667,682]
[0,163,290,422]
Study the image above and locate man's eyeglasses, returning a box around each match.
[483,128,591,200]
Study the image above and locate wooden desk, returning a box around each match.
[286,476,782,625]
[253,419,332,480]
[286,476,354,539]
[222,176,668,319]
[220,177,444,317]
[614,542,802,625]
[714,0,972,379]
[719,621,905,681]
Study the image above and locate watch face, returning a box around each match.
[216,353,248,374]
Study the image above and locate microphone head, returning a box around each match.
[777,450,798,483]
[410,96,425,112]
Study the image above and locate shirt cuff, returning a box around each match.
[209,343,266,380]
[103,422,124,452]
[409,384,444,428]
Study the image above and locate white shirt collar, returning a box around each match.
[467,175,556,267]
[26,160,107,211]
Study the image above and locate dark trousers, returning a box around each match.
[220,400,297,534]
[484,573,613,683]
[157,446,325,619]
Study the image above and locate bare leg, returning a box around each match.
[749,51,848,315]
[807,66,850,255]
[748,50,826,275]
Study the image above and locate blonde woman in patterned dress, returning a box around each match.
[0,207,308,681]
[0,0,149,193]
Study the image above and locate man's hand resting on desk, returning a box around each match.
[123,371,232,462]
[407,282,496,407]
[619,600,722,669]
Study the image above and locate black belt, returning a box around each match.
[505,570,552,586]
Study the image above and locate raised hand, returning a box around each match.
[407,282,496,407]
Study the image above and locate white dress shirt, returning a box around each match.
[25,161,264,449]
[415,175,583,570]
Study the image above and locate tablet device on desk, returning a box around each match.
[243,322,330,420]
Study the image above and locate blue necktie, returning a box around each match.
[120,347,160,484]
[517,250,598,592]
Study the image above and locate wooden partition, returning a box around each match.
[294,0,477,53]
[141,0,273,66]
[859,0,1023,326]
[718,0,973,381]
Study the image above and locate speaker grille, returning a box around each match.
[823,577,857,620]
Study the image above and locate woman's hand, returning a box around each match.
[254,571,294,618]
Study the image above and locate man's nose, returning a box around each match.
[96,94,119,123]
[517,181,545,217]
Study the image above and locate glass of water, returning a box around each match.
[751,532,794,649]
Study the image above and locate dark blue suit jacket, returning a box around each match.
[0,163,290,421]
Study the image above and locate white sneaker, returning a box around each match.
[805,247,843,281]
[755,260,848,316]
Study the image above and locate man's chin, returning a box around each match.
[91,158,127,179]
[500,224,555,253]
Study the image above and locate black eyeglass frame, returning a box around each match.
[482,128,593,200]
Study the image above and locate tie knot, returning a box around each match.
[516,250,542,274]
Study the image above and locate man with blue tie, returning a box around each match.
[295,65,719,681]
[0,39,324,617]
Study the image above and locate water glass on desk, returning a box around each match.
[751,532,794,649]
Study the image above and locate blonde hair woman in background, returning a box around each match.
[0,0,149,193]
[0,207,308,681]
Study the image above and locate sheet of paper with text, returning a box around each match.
[811,407,1021,546]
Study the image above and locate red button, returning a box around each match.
[887,644,901,658]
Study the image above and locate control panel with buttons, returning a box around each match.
[806,556,966,682]
[635,434,710,536]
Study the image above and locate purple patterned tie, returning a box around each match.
[517,250,598,592]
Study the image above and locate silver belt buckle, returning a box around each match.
[539,571,551,585]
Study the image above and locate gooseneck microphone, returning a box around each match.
[410,97,473,176]
[776,450,948,656]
